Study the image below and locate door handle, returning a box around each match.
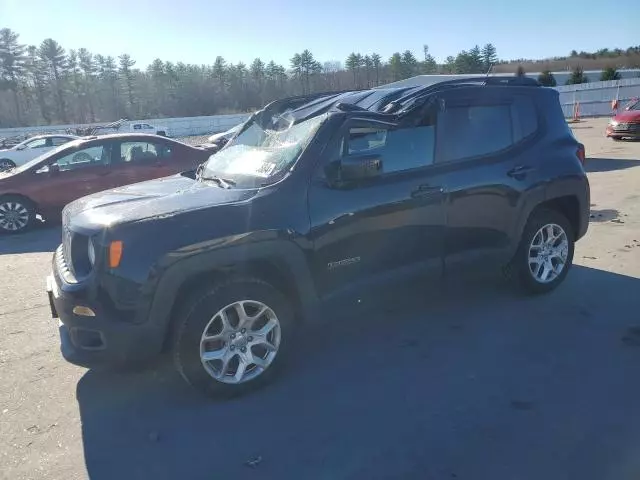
[507,165,535,179]
[411,184,444,198]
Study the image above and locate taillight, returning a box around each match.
[576,144,586,165]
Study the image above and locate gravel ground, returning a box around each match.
[1,118,640,480]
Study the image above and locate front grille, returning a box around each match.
[613,122,640,133]
[58,227,92,283]
[56,245,77,284]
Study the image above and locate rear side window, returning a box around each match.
[511,95,538,143]
[436,94,540,163]
[437,104,512,162]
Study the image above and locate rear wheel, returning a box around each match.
[173,278,294,398]
[511,209,574,294]
[0,195,36,234]
[0,159,16,171]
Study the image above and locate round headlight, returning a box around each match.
[609,120,619,127]
[88,238,96,266]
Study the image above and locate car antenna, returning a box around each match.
[484,63,494,83]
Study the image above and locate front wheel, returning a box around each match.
[0,195,36,234]
[0,159,16,171]
[173,278,295,398]
[511,209,575,294]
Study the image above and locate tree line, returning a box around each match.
[1,27,638,128]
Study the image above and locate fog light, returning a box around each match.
[73,306,96,317]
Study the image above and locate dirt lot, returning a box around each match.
[1,117,639,480]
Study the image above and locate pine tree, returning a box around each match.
[388,52,403,81]
[600,66,621,81]
[566,65,588,85]
[38,38,67,122]
[422,45,437,74]
[401,50,418,78]
[0,28,26,125]
[537,70,557,87]
[78,48,96,121]
[118,54,136,115]
[371,53,382,86]
[345,53,359,87]
[481,43,497,72]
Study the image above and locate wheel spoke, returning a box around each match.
[251,353,268,368]
[220,352,235,376]
[253,317,277,337]
[545,225,555,243]
[246,305,268,327]
[202,332,223,342]
[233,358,248,382]
[219,309,232,331]
[234,302,249,327]
[201,348,226,362]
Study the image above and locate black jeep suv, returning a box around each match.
[47,77,590,398]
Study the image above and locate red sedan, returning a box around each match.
[0,134,214,233]
[606,99,640,140]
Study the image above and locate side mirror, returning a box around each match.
[340,154,383,181]
[16,144,27,151]
[49,163,60,175]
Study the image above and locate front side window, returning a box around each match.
[344,124,435,173]
[53,145,109,171]
[133,124,142,130]
[120,142,163,162]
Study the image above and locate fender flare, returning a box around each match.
[141,239,318,337]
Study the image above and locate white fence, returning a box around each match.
[0,113,250,141]
[557,78,640,118]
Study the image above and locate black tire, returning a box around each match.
[173,277,295,399]
[510,208,575,294]
[0,195,36,234]
[0,159,16,171]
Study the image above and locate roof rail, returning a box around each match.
[383,76,540,114]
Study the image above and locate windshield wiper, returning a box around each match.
[202,175,236,189]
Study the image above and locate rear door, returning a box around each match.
[433,86,543,271]
[108,139,193,187]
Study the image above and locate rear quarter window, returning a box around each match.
[510,95,539,143]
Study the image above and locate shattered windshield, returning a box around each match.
[200,113,327,186]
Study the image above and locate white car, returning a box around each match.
[0,134,79,171]
[130,122,169,137]
[207,124,242,145]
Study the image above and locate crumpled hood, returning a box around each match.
[66,174,258,230]
[614,110,640,122]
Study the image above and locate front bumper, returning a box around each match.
[46,271,164,369]
[606,124,640,138]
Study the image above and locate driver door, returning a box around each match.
[307,117,446,299]
[34,143,115,215]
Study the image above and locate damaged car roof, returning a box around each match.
[252,76,540,130]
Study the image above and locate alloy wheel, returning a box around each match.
[200,300,281,384]
[0,160,14,172]
[528,223,568,283]
[0,201,30,232]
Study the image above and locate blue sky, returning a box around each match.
[1,0,635,69]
